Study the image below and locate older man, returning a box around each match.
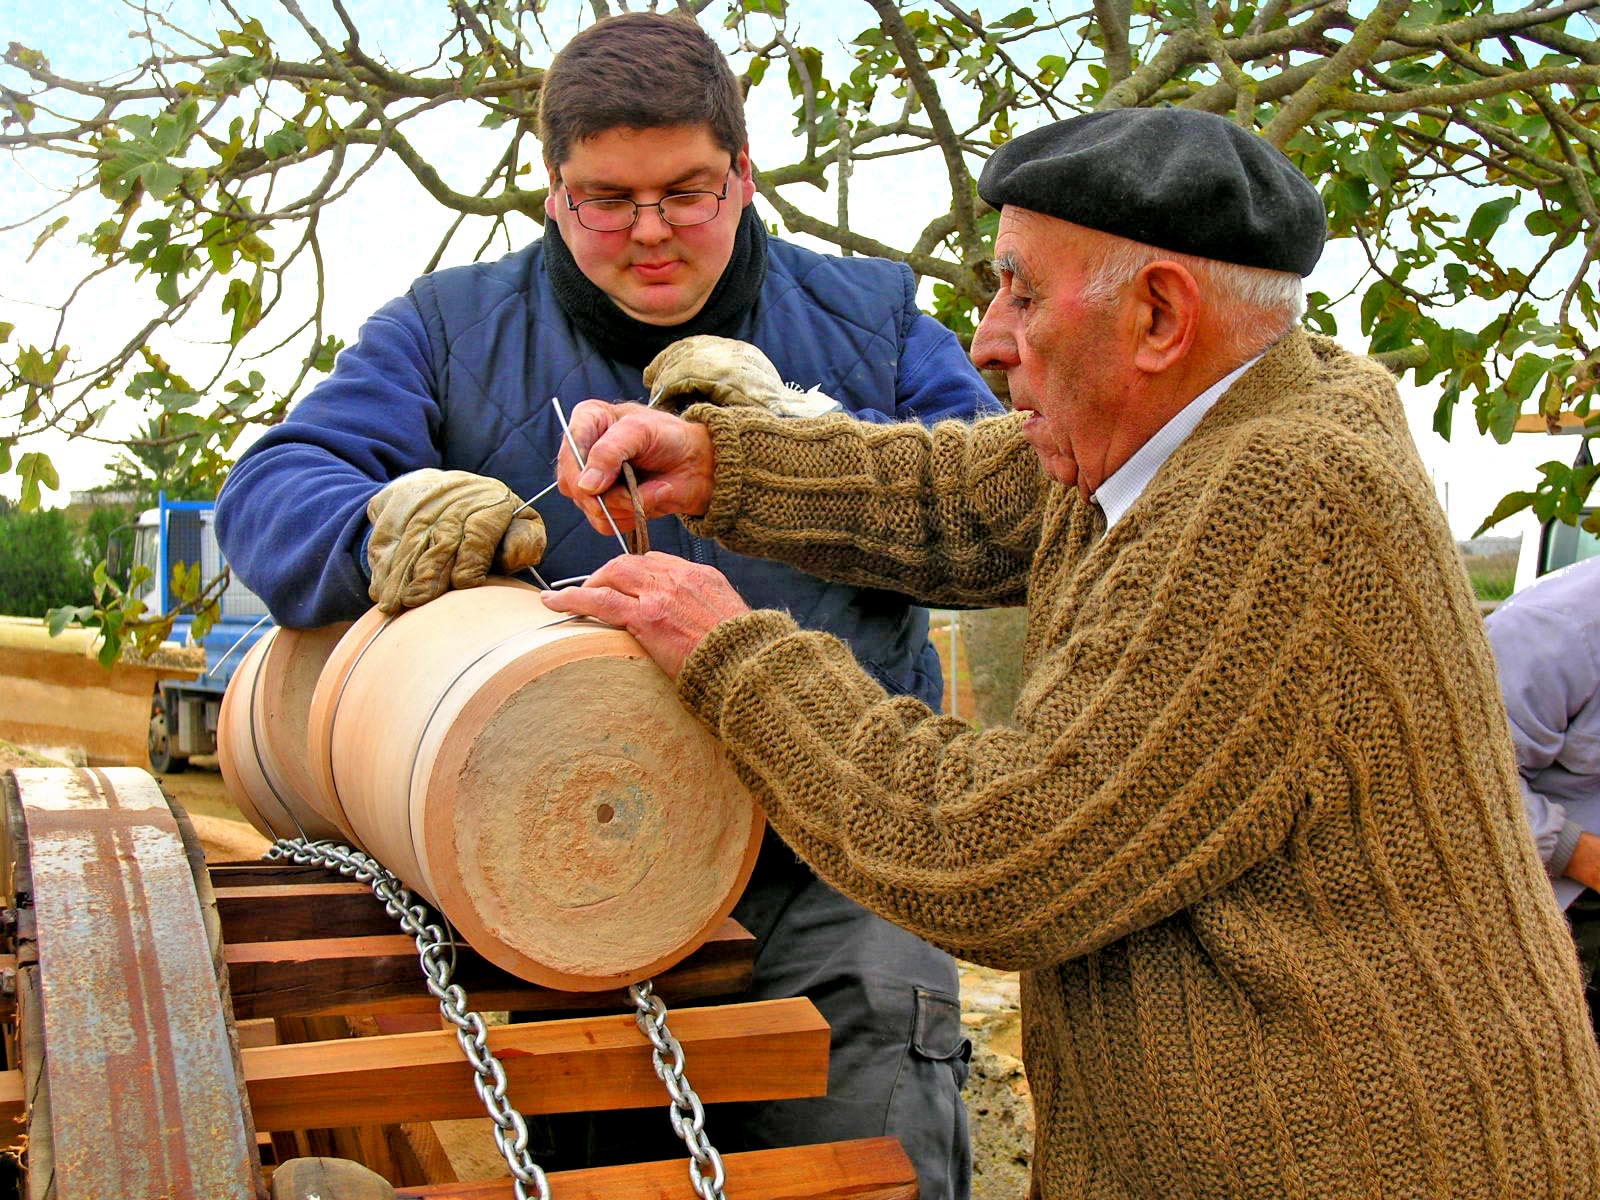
[548,108,1600,1197]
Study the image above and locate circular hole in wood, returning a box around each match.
[596,802,615,824]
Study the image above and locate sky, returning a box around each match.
[0,0,1589,540]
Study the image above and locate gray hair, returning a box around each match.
[1078,237,1305,357]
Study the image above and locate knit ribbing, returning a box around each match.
[675,329,1600,1197]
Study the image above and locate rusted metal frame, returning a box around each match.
[11,767,260,1199]
[167,795,268,1197]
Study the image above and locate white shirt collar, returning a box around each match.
[1092,354,1262,530]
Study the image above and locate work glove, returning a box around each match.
[644,335,842,419]
[365,469,546,614]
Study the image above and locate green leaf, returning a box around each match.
[27,216,68,263]
[1484,388,1521,443]
[0,321,12,344]
[1504,353,1551,406]
[17,450,59,510]
[1465,196,1518,244]
[1474,489,1534,536]
[992,6,1037,28]
[262,124,306,160]
[309,334,344,373]
[46,605,93,637]
[221,276,262,343]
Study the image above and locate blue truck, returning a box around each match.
[131,493,275,772]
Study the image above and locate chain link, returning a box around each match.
[628,980,729,1200]
[269,837,730,1199]
[269,837,550,1200]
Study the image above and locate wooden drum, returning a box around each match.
[306,580,764,991]
[217,623,352,845]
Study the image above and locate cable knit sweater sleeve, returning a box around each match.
[678,341,1364,971]
[683,406,1045,608]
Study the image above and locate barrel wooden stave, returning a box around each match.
[218,625,351,845]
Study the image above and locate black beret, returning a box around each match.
[977,109,1327,276]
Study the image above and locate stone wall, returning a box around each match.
[960,964,1034,1199]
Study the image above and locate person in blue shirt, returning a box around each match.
[1485,554,1600,1035]
[216,11,999,1197]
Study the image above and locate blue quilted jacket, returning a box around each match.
[217,236,999,704]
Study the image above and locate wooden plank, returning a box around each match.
[272,1014,457,1187]
[210,862,346,888]
[244,998,829,1132]
[225,920,755,1019]
[1514,411,1592,435]
[0,621,199,766]
[217,882,398,942]
[396,1138,919,1200]
[11,767,258,1199]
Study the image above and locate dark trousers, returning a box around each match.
[1569,889,1600,1038]
[527,830,973,1200]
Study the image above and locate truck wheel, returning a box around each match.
[148,702,189,774]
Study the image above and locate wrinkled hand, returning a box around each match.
[540,552,750,679]
[557,400,715,538]
[645,335,840,419]
[366,469,546,614]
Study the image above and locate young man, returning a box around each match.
[215,12,995,1197]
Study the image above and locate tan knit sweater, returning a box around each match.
[676,330,1600,1198]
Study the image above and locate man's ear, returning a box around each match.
[545,165,561,221]
[736,147,756,207]
[1131,261,1200,374]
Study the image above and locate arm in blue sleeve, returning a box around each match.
[215,296,443,628]
[1486,600,1590,877]
[835,306,1002,428]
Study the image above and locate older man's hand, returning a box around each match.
[540,552,749,679]
[556,400,716,537]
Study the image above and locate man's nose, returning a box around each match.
[630,204,673,244]
[970,299,1018,372]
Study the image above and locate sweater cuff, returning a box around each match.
[1549,818,1586,882]
[678,608,799,729]
[680,402,755,542]
[358,525,375,582]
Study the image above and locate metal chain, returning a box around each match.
[268,837,550,1200]
[268,837,730,1199]
[627,980,729,1200]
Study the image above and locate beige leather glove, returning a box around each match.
[365,469,546,614]
[644,335,842,418]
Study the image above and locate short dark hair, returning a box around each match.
[538,13,747,168]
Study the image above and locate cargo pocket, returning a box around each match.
[913,987,972,1085]
[886,987,974,1200]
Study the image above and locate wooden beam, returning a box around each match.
[210,862,345,888]
[217,883,398,942]
[244,998,829,1132]
[395,1138,919,1200]
[224,920,755,1020]
[1514,411,1594,436]
[0,997,826,1137]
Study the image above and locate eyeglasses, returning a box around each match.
[563,171,733,233]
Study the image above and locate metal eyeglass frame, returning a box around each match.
[563,170,733,232]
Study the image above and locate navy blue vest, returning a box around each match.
[408,238,944,704]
